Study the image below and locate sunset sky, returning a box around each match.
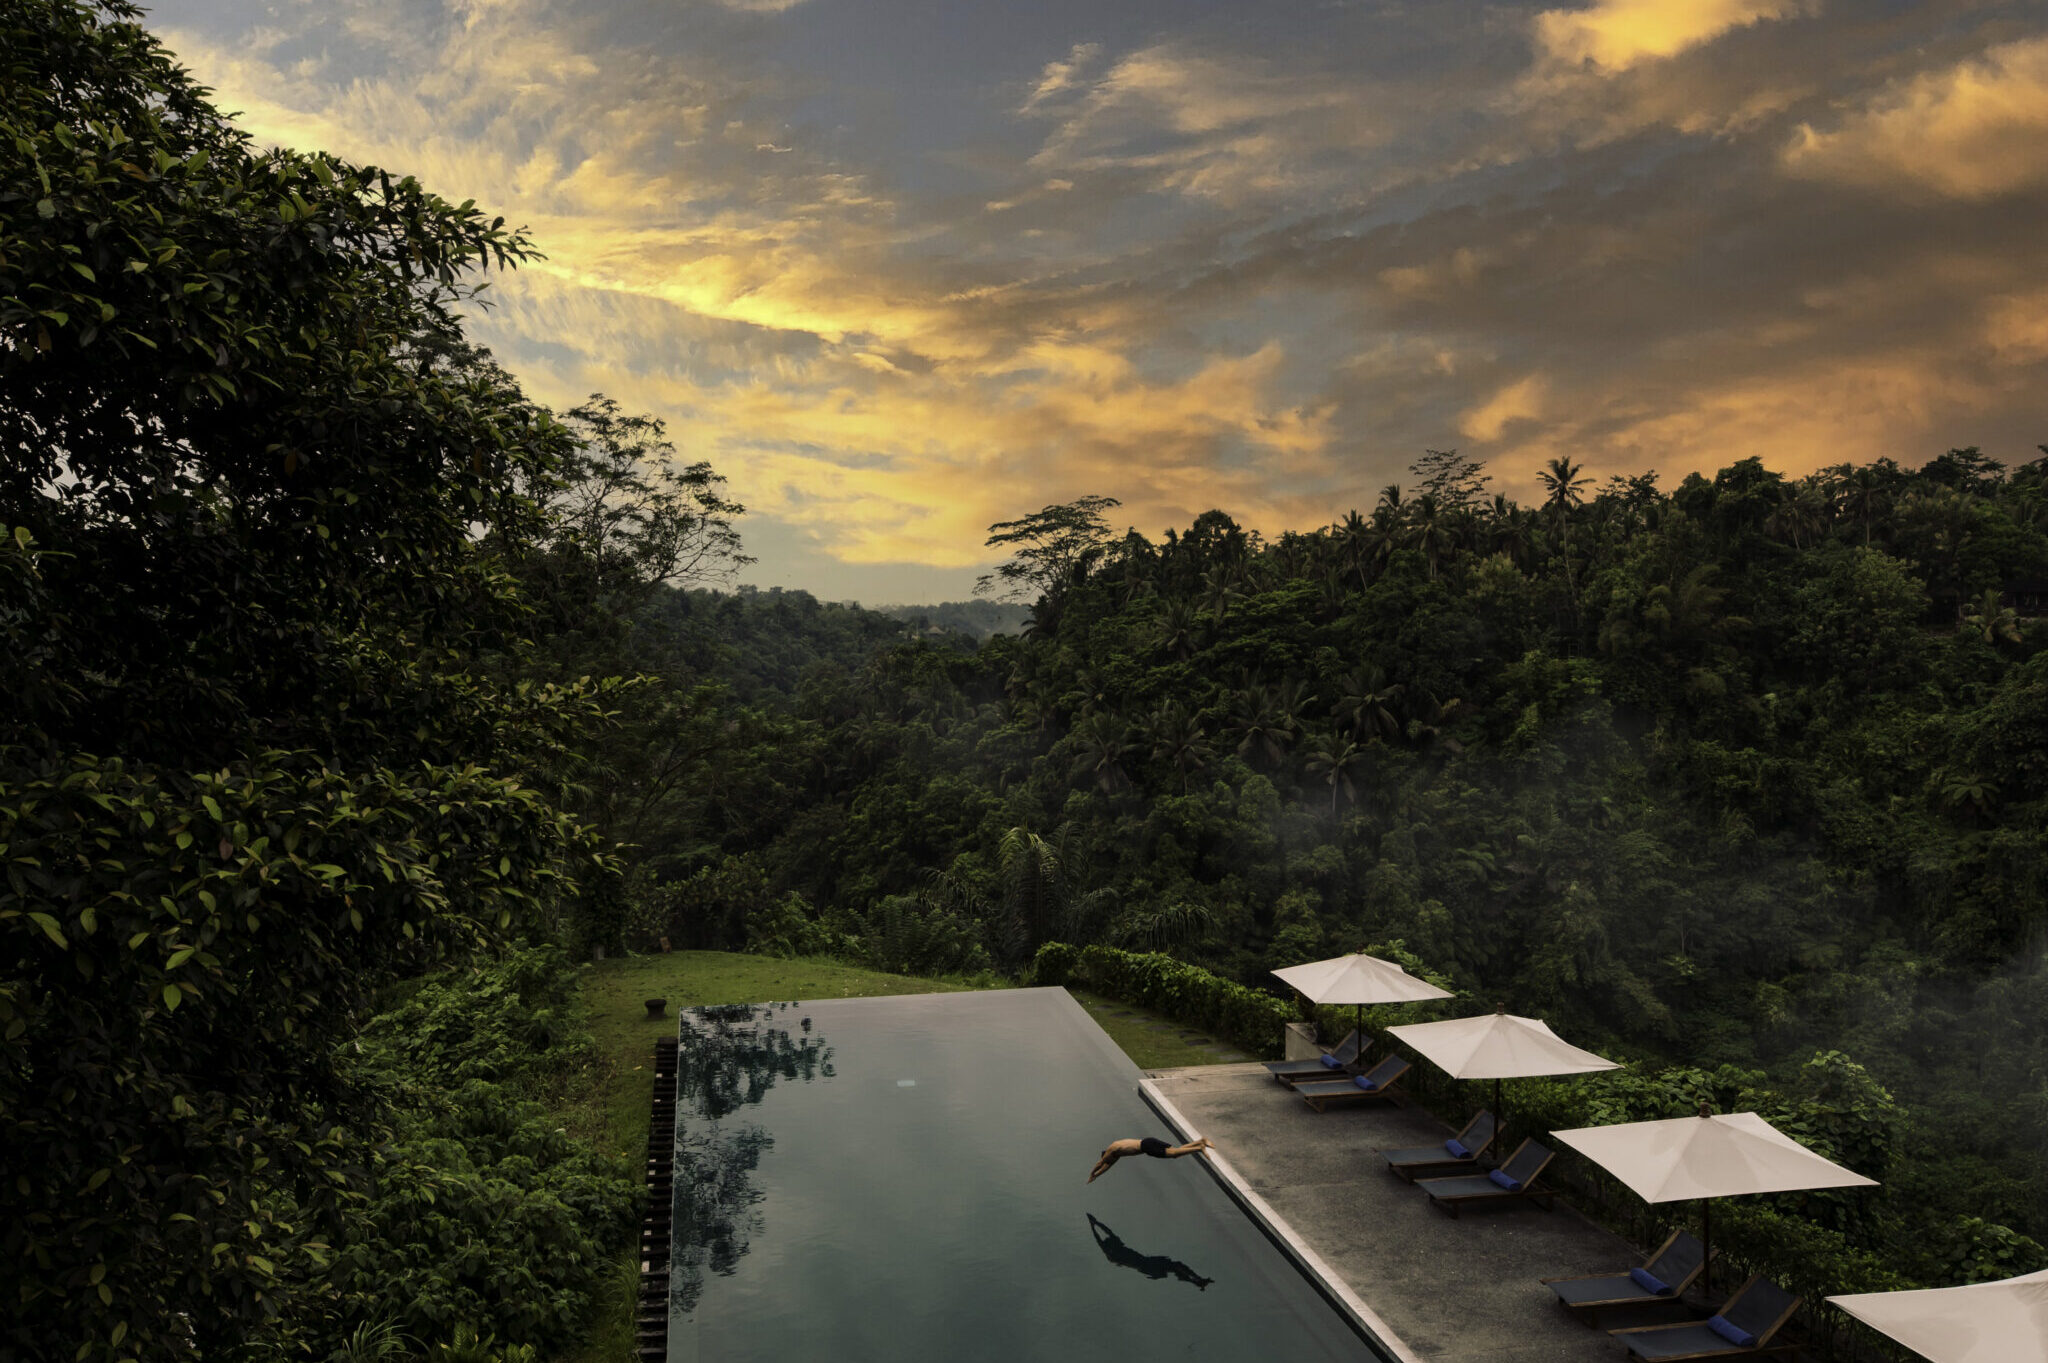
[144,0,2048,602]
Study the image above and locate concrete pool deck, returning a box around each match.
[1142,1062,1707,1363]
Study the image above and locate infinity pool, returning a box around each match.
[668,988,1386,1362]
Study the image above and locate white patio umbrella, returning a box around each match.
[1551,1106,1879,1293]
[1386,1004,1619,1135]
[1271,952,1453,1040]
[1828,1268,2048,1363]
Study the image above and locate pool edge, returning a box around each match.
[1138,1078,1425,1363]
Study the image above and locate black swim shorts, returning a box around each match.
[1138,1136,1172,1158]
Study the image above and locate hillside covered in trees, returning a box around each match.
[610,451,2048,1283]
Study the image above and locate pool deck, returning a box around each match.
[1143,1062,1708,1363]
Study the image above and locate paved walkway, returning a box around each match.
[1145,1063,1700,1363]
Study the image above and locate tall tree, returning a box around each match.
[1,6,617,1357]
[975,495,1122,604]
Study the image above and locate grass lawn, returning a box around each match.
[554,951,1247,1363]
[1067,988,1256,1069]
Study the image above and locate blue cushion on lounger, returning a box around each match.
[1321,1052,1342,1068]
[1706,1315,1756,1348]
[1444,1138,1472,1158]
[1353,1073,1381,1091]
[1486,1168,1522,1191]
[1629,1267,1672,1296]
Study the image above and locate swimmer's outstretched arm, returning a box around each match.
[1088,1138,1143,1182]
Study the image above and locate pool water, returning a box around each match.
[669,988,1383,1362]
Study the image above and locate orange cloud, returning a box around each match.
[1479,347,2022,503]
[1781,35,2048,198]
[1532,0,1814,72]
[1459,374,1550,444]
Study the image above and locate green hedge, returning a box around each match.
[1033,942,1293,1057]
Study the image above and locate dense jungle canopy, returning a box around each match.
[4,3,2047,1361]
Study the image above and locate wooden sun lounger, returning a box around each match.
[1262,1029,1364,1085]
[1415,1138,1556,1217]
[1382,1109,1497,1181]
[1294,1054,1410,1112]
[1610,1275,1802,1361]
[1542,1228,1710,1321]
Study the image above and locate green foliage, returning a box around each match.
[0,749,611,1361]
[1033,942,1293,1057]
[425,1323,537,1363]
[852,895,992,978]
[1928,1216,2048,1285]
[330,948,638,1353]
[1,5,630,1357]
[743,890,831,959]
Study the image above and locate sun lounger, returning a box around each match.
[1610,1275,1802,1360]
[1382,1109,1498,1181]
[1295,1054,1410,1112]
[1415,1138,1556,1216]
[1542,1229,1710,1321]
[1262,1029,1364,1085]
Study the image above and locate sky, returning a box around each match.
[141,0,2048,603]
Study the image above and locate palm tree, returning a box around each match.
[999,825,1066,956]
[1199,566,1241,626]
[1837,463,1892,547]
[1303,732,1373,818]
[1336,509,1373,591]
[1070,711,1134,794]
[1152,596,1200,660]
[1406,492,1451,580]
[1538,455,1592,607]
[1766,482,1831,549]
[1333,667,1404,742]
[1964,586,2022,645]
[1538,455,1591,525]
[996,823,1117,961]
[1148,700,1214,795]
[1231,687,1293,769]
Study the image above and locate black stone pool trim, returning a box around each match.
[637,1036,678,1363]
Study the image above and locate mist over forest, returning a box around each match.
[5,4,2048,1361]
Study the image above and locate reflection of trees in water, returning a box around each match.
[1087,1214,1217,1291]
[672,1125,774,1314]
[682,1003,834,1119]
[671,1004,833,1316]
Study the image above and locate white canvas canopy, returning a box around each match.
[1272,953,1454,1006]
[1548,1111,1879,1203]
[1387,1008,1620,1081]
[1828,1269,2048,1363]
[1385,1006,1618,1133]
[1271,952,1452,1040]
[1550,1108,1878,1292]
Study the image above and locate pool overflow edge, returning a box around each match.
[636,1036,678,1363]
[1138,1078,1423,1363]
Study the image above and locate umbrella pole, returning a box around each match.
[1701,1198,1712,1297]
[1494,1076,1503,1144]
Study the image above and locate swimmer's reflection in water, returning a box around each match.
[1086,1214,1217,1291]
